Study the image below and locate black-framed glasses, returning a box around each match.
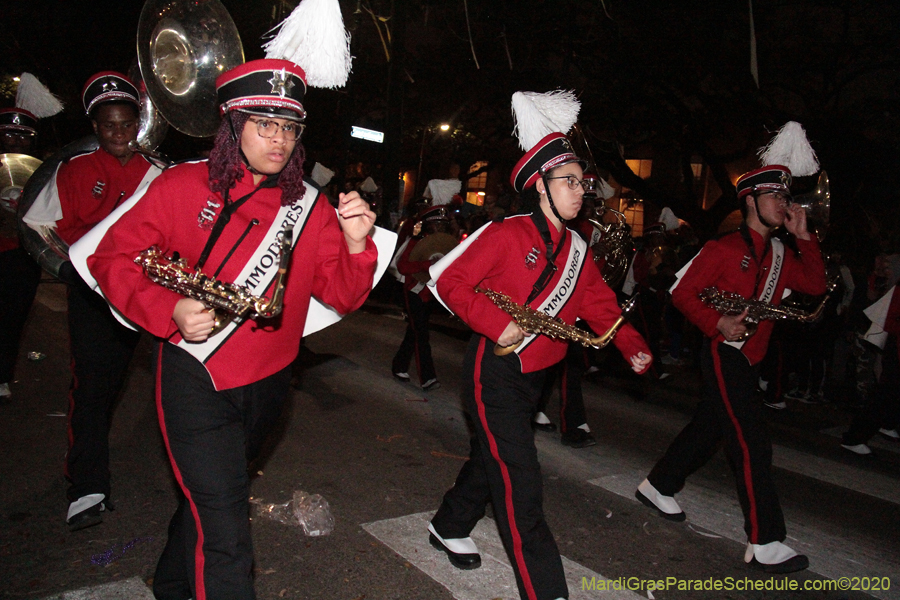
[248,118,304,142]
[759,191,792,205]
[545,175,587,191]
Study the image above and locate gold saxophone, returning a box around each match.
[700,278,838,341]
[135,225,294,337]
[476,287,638,356]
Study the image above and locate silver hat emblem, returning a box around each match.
[268,69,295,99]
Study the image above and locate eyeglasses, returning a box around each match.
[545,175,587,191]
[760,191,792,205]
[248,118,304,142]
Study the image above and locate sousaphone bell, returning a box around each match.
[791,170,830,242]
[137,0,245,138]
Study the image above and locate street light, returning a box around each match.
[416,123,451,197]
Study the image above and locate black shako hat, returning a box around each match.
[216,59,308,122]
[510,132,587,193]
[0,108,38,134]
[419,205,450,223]
[736,165,792,199]
[82,72,140,116]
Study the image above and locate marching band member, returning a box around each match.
[426,91,651,600]
[635,140,826,572]
[21,72,161,530]
[0,108,42,401]
[84,59,377,599]
[391,205,452,390]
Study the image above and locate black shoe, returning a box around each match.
[533,421,557,432]
[748,554,809,574]
[561,429,596,448]
[428,532,481,570]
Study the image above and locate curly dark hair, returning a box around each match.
[208,111,307,206]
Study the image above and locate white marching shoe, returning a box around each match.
[635,479,685,522]
[428,523,481,569]
[744,541,809,574]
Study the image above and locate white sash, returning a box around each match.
[724,237,784,349]
[72,172,397,348]
[176,186,318,363]
[426,217,588,353]
[513,233,588,356]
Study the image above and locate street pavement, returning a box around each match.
[1,281,898,599]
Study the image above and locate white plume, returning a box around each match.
[263,0,353,89]
[425,179,462,205]
[311,162,335,187]
[15,73,64,118]
[597,177,616,200]
[511,90,581,151]
[758,121,819,177]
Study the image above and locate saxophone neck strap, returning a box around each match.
[196,174,280,270]
[527,210,567,305]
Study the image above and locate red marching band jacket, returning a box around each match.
[397,236,435,300]
[55,149,156,245]
[435,213,651,374]
[671,228,826,365]
[87,161,377,390]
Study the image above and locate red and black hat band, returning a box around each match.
[217,69,306,118]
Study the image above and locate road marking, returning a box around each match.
[362,511,643,600]
[774,443,899,504]
[585,393,900,503]
[820,426,900,455]
[36,576,155,600]
[591,473,898,600]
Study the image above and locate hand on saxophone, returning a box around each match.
[717,309,749,342]
[173,298,216,343]
[497,320,529,348]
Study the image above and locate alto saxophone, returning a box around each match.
[699,277,838,341]
[476,287,638,356]
[136,226,294,337]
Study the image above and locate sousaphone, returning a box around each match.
[18,0,244,277]
[791,170,830,242]
[137,0,244,138]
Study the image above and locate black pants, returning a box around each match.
[65,275,140,503]
[432,335,566,600]
[648,339,787,545]
[152,343,290,600]
[0,248,41,383]
[391,289,436,384]
[635,290,663,378]
[537,342,588,433]
[844,336,900,444]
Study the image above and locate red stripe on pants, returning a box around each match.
[155,344,207,600]
[472,337,538,600]
[711,342,759,541]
